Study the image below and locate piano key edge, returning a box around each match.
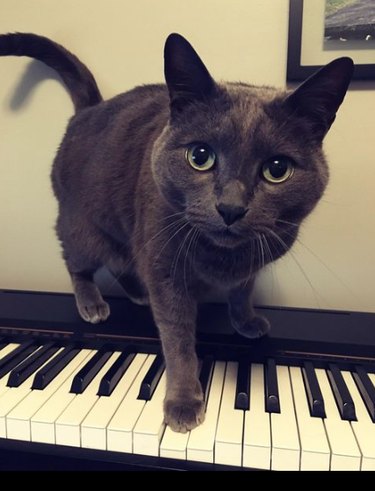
[0,437,259,471]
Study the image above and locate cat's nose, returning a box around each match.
[216,203,248,226]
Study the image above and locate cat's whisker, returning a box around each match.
[261,232,277,299]
[105,217,188,291]
[116,211,186,250]
[256,232,262,265]
[292,235,362,304]
[183,227,197,297]
[266,228,324,308]
[262,233,274,264]
[261,234,266,270]
[106,215,189,292]
[275,218,300,228]
[251,235,257,280]
[170,225,193,288]
[279,225,352,295]
[153,220,190,263]
[170,232,186,283]
[131,217,187,264]
[191,228,201,276]
[187,227,198,277]
[257,231,266,270]
[243,234,257,287]
[155,211,186,223]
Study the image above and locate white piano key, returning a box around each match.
[368,372,375,388]
[214,362,244,467]
[243,363,271,470]
[55,351,122,447]
[132,372,166,457]
[159,425,189,460]
[6,349,91,441]
[0,343,22,372]
[106,354,156,453]
[186,361,225,464]
[80,353,148,450]
[342,371,375,470]
[316,369,361,470]
[31,350,97,444]
[0,343,20,359]
[161,361,224,462]
[270,365,300,470]
[0,344,21,400]
[0,347,63,437]
[289,367,330,470]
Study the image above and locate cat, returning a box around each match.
[0,32,353,433]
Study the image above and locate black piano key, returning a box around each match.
[199,355,214,410]
[352,366,375,423]
[32,345,81,390]
[235,359,250,410]
[327,363,356,421]
[70,346,113,394]
[97,347,136,397]
[265,359,280,413]
[0,341,38,378]
[302,361,326,418]
[7,342,60,388]
[137,353,164,401]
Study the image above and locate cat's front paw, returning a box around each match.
[231,314,270,339]
[76,299,110,324]
[164,397,205,433]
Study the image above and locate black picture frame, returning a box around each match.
[287,0,375,81]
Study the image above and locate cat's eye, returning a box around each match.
[262,156,295,183]
[185,143,216,171]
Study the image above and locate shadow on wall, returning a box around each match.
[7,59,63,110]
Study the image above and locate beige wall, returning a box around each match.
[0,0,374,312]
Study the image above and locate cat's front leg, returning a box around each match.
[70,271,110,324]
[149,284,204,433]
[228,283,270,339]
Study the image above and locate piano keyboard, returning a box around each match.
[0,340,374,470]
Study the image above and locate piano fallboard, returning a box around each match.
[1,289,374,366]
[0,289,374,471]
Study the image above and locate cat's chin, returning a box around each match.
[204,228,248,248]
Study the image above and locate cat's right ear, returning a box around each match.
[285,57,354,141]
[164,33,217,114]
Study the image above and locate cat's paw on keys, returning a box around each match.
[77,300,110,324]
[164,397,205,433]
[232,315,270,339]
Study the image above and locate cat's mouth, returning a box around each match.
[205,226,248,247]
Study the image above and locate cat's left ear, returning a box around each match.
[285,57,354,140]
[164,33,218,114]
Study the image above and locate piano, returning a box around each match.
[0,288,374,471]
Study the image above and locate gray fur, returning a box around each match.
[0,32,353,432]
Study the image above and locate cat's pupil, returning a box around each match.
[192,146,210,166]
[261,156,294,183]
[268,158,288,178]
[186,143,216,171]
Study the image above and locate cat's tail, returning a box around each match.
[0,33,102,112]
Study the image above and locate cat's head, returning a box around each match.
[151,34,353,260]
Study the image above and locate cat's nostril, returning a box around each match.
[215,203,248,226]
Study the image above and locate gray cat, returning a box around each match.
[0,33,353,432]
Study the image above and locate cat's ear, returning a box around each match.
[164,33,217,114]
[285,57,354,140]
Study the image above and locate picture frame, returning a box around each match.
[287,0,375,81]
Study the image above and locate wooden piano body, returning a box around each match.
[0,289,374,471]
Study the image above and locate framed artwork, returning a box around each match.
[287,0,375,81]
